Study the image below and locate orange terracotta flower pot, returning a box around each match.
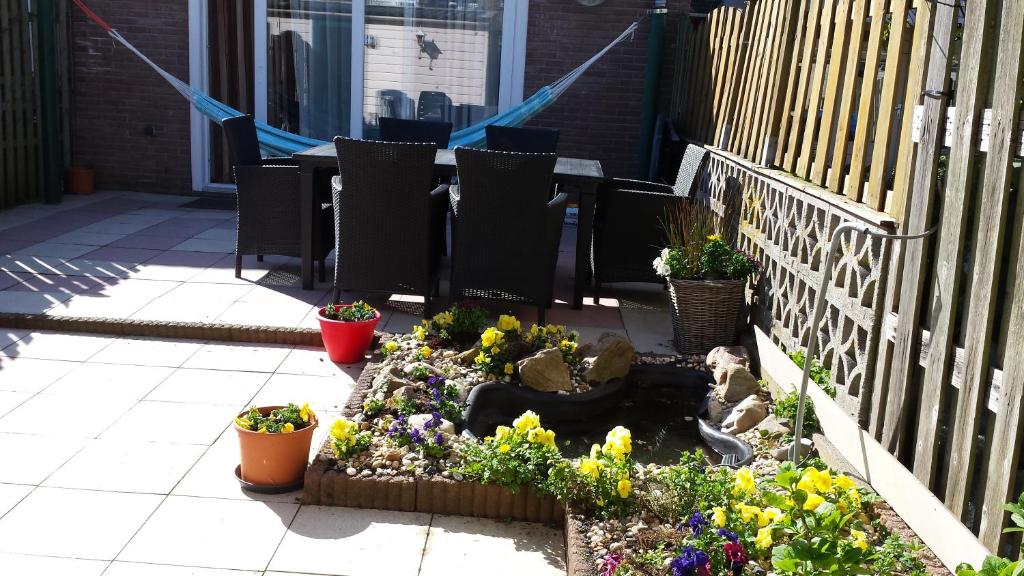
[65,166,95,195]
[235,406,318,487]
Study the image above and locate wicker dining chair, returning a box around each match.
[331,138,448,315]
[223,114,333,279]
[591,143,710,300]
[485,125,560,153]
[449,148,566,324]
[378,117,453,148]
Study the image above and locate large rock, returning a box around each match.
[707,345,750,385]
[720,364,761,402]
[455,347,479,366]
[752,414,792,439]
[403,362,443,377]
[774,438,814,461]
[409,413,456,435]
[583,333,635,385]
[372,366,414,397]
[721,394,768,434]
[517,348,572,392]
[705,396,726,425]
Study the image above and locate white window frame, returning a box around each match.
[190,0,527,192]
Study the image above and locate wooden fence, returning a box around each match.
[0,0,43,208]
[674,0,1024,554]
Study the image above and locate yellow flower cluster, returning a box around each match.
[330,418,358,444]
[496,314,521,332]
[300,403,314,423]
[850,529,869,552]
[382,341,399,355]
[490,411,557,450]
[526,427,557,448]
[513,410,541,434]
[579,456,605,479]
[601,426,632,460]
[795,467,862,512]
[616,477,632,498]
[412,324,427,341]
[733,466,756,496]
[481,327,504,349]
[418,345,432,359]
[432,311,453,329]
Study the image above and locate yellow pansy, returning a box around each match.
[545,324,559,335]
[755,527,773,549]
[834,474,856,491]
[578,457,604,480]
[234,417,252,430]
[330,418,356,441]
[300,402,313,423]
[257,427,268,434]
[494,425,513,441]
[481,327,503,347]
[707,233,722,242]
[604,426,632,455]
[527,427,557,448]
[559,339,577,352]
[616,477,632,499]
[850,529,869,552]
[737,504,761,523]
[281,422,295,433]
[799,467,832,493]
[498,444,511,453]
[383,341,399,354]
[497,314,521,332]
[758,507,784,527]
[590,443,602,459]
[491,346,501,354]
[419,345,432,358]
[474,352,487,365]
[846,488,862,509]
[803,493,825,511]
[513,410,541,435]
[530,324,541,335]
[712,507,727,528]
[733,467,756,496]
[602,439,628,461]
[504,362,515,375]
[432,311,453,328]
[412,325,427,340]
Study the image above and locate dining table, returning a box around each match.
[291,143,605,310]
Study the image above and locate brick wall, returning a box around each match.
[70,0,191,193]
[523,0,687,179]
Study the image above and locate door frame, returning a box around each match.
[189,0,528,193]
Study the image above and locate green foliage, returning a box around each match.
[362,398,384,417]
[234,403,313,433]
[546,427,636,519]
[774,391,821,437]
[871,535,927,576]
[645,450,733,522]
[394,397,419,417]
[329,418,372,459]
[419,304,489,345]
[957,492,1024,576]
[523,323,581,365]
[789,350,836,398]
[322,300,377,322]
[700,237,758,280]
[457,411,560,493]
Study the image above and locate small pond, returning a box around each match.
[463,365,752,466]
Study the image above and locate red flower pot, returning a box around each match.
[317,305,381,363]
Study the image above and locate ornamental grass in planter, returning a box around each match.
[234,403,317,488]
[653,200,758,356]
[318,301,380,363]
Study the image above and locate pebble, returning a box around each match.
[359,469,373,477]
[441,471,451,478]
[346,467,357,476]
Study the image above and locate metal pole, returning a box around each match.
[636,1,667,179]
[37,0,63,204]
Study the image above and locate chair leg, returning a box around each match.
[256,254,264,263]
[318,258,327,283]
[594,281,602,306]
[234,253,242,278]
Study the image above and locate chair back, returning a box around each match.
[672,144,710,197]
[332,137,439,290]
[223,115,263,168]
[485,125,560,154]
[452,148,557,288]
[379,117,453,148]
[417,91,452,123]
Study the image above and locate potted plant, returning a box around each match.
[653,199,757,355]
[234,403,317,491]
[317,301,380,363]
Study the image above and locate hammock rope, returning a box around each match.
[72,0,638,155]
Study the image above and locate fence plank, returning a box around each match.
[914,0,997,489]
[866,0,913,210]
[825,0,869,193]
[783,0,825,171]
[795,0,839,178]
[773,0,812,166]
[698,14,723,143]
[975,0,1024,547]
[740,0,780,158]
[755,0,799,165]
[716,9,746,146]
[880,0,957,454]
[844,0,889,202]
[731,0,769,154]
[709,10,737,143]
[810,0,854,184]
[720,8,756,149]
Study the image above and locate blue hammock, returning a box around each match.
[73,0,637,156]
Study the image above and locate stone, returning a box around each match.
[455,347,480,365]
[408,413,456,435]
[706,396,726,424]
[583,333,635,384]
[720,364,761,402]
[403,362,442,377]
[774,438,814,461]
[390,385,417,402]
[752,414,792,439]
[384,450,403,462]
[346,467,357,476]
[707,345,751,385]
[372,366,414,397]
[721,395,768,434]
[517,348,572,392]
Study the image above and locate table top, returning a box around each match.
[293,143,604,182]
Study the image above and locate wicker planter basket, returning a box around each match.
[667,278,746,355]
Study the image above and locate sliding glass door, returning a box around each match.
[190,0,526,191]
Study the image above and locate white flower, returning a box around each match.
[653,248,672,277]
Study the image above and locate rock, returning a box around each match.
[583,333,635,384]
[403,362,443,377]
[372,366,414,396]
[707,345,750,385]
[409,413,456,435]
[774,438,814,461]
[720,364,761,402]
[456,347,480,365]
[706,396,726,424]
[384,450,403,462]
[390,385,417,402]
[752,414,792,439]
[721,395,769,434]
[346,467,357,476]
[517,348,572,392]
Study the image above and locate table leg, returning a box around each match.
[573,181,598,310]
[300,162,315,290]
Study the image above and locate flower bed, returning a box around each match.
[303,306,948,575]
